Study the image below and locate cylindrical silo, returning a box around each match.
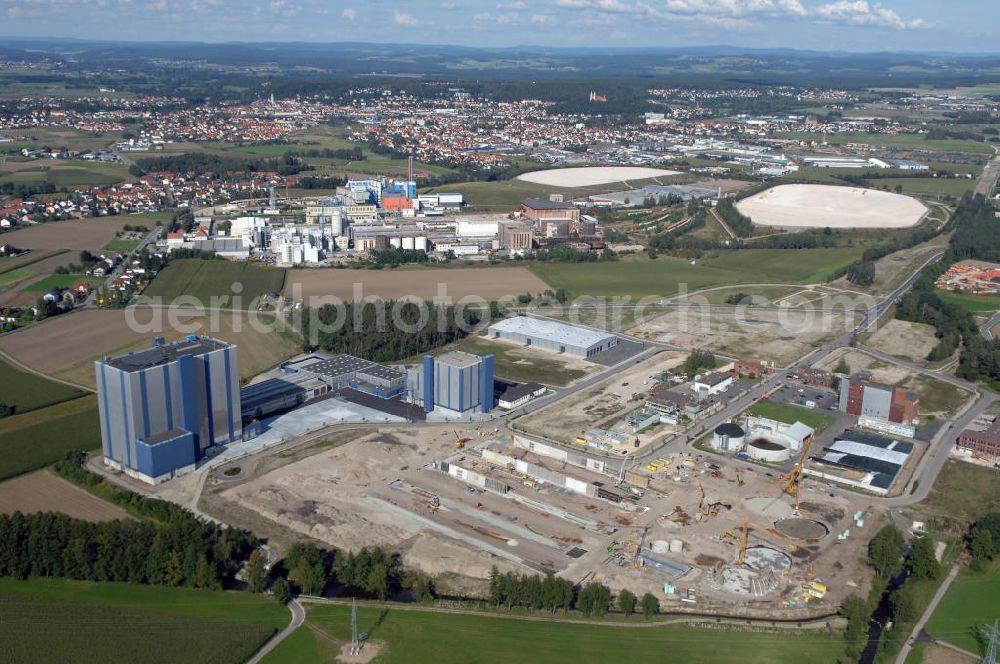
[651,540,669,554]
[330,210,344,236]
[389,236,401,248]
[402,236,415,250]
[669,539,683,553]
[415,236,428,251]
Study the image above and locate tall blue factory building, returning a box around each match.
[407,351,494,415]
[95,336,241,484]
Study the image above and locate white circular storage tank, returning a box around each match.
[389,237,402,248]
[415,236,428,251]
[712,423,745,452]
[651,540,670,554]
[402,236,415,250]
[747,437,791,463]
[669,539,683,553]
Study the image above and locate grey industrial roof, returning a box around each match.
[489,316,616,349]
[104,337,229,372]
[436,350,483,369]
[498,382,544,402]
[299,354,373,378]
[140,428,191,445]
[357,364,405,381]
[521,198,573,210]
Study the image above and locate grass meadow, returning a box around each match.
[263,603,847,664]
[0,578,288,664]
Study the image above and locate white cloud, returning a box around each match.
[342,7,356,20]
[815,1,925,29]
[531,12,553,23]
[475,11,520,24]
[393,8,417,25]
[498,0,528,8]
[439,1,457,7]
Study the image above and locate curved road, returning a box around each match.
[247,599,305,664]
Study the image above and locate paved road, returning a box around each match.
[974,149,1000,197]
[247,598,305,664]
[894,563,962,664]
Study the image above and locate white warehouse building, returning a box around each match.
[487,316,619,359]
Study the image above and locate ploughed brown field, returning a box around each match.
[284,266,551,302]
[0,217,139,251]
[0,470,130,522]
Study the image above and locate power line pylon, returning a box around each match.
[982,619,999,664]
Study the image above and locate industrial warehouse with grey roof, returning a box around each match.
[487,316,618,358]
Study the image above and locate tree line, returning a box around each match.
[0,452,260,589]
[488,567,659,618]
[714,199,754,238]
[841,523,943,660]
[301,301,484,361]
[131,152,310,178]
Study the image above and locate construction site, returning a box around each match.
[197,415,878,616]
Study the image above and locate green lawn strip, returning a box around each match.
[103,239,142,252]
[0,578,288,664]
[746,400,835,432]
[22,273,104,292]
[0,358,86,413]
[262,604,847,664]
[459,335,586,387]
[0,269,32,288]
[936,290,1000,313]
[925,559,1000,655]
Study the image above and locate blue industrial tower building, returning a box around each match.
[409,351,493,415]
[95,336,241,484]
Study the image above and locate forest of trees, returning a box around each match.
[0,452,259,588]
[300,301,484,361]
[132,152,310,178]
[714,199,755,238]
[682,349,717,377]
[368,247,429,267]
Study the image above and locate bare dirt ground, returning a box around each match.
[816,348,972,417]
[630,307,858,366]
[208,426,525,580]
[0,308,300,387]
[0,217,138,251]
[285,266,550,302]
[830,237,948,296]
[866,318,940,363]
[737,184,927,229]
[919,644,978,664]
[514,351,685,445]
[0,470,130,521]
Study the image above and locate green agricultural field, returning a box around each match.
[0,398,102,481]
[142,259,287,307]
[0,268,32,289]
[263,603,847,664]
[103,238,141,252]
[936,290,1000,312]
[0,578,288,664]
[22,273,104,292]
[530,248,865,300]
[863,177,976,198]
[746,399,835,432]
[0,358,85,413]
[458,335,588,386]
[925,559,1000,656]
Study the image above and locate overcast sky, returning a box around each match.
[1,0,995,53]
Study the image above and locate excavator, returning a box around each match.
[453,430,471,449]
